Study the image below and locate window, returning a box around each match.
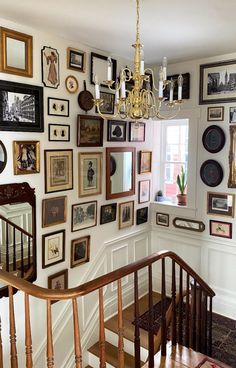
[160,119,189,200]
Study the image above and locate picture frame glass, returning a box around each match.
[137,207,148,225]
[208,192,234,217]
[210,220,232,238]
[48,98,69,117]
[139,180,150,203]
[91,52,117,88]
[100,204,117,224]
[49,124,70,142]
[43,230,65,268]
[108,120,126,142]
[45,150,73,193]
[156,213,169,227]
[79,152,102,197]
[98,92,115,114]
[229,107,236,123]
[68,48,85,72]
[42,46,60,88]
[140,151,152,173]
[208,107,224,121]
[72,201,97,232]
[129,122,145,142]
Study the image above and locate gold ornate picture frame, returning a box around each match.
[228,126,236,188]
[13,140,40,175]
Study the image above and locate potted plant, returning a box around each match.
[156,190,164,202]
[176,166,187,206]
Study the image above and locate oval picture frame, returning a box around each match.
[0,140,7,174]
[200,159,223,187]
[202,125,225,153]
[65,75,78,93]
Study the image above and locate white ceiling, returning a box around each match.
[0,0,235,64]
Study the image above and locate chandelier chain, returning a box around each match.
[136,0,140,42]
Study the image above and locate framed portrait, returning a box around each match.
[164,73,190,100]
[0,141,7,174]
[44,149,73,193]
[107,120,126,142]
[156,213,169,227]
[100,203,117,225]
[199,59,236,104]
[42,196,67,228]
[48,97,69,117]
[48,124,70,142]
[119,200,134,229]
[67,47,86,73]
[0,27,33,77]
[137,207,148,225]
[229,107,236,123]
[139,180,150,203]
[209,220,232,239]
[0,80,44,132]
[228,126,236,188]
[207,192,234,217]
[78,152,102,197]
[41,46,60,88]
[65,75,78,93]
[77,115,103,147]
[207,106,224,121]
[48,269,68,290]
[96,92,115,114]
[72,201,97,232]
[13,140,40,175]
[139,150,152,174]
[90,52,117,88]
[42,230,65,268]
[71,236,90,268]
[129,121,145,142]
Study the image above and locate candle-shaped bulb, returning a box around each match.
[140,48,145,75]
[115,79,119,104]
[177,74,183,100]
[107,56,112,81]
[94,74,100,99]
[158,67,164,98]
[162,56,167,80]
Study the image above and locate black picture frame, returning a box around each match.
[107,120,126,142]
[164,73,190,100]
[136,207,148,225]
[100,203,117,225]
[0,80,44,132]
[202,125,225,153]
[48,97,69,117]
[200,160,223,187]
[90,52,117,88]
[48,124,70,142]
[41,46,60,89]
[96,91,115,115]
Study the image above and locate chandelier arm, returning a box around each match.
[143,68,160,92]
[94,101,120,120]
[156,104,181,120]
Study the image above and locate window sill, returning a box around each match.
[151,201,197,218]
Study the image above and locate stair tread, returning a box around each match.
[88,341,145,368]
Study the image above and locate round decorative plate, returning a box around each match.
[200,160,223,187]
[202,125,225,153]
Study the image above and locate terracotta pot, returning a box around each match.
[177,194,187,206]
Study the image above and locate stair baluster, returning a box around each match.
[46,300,54,368]
[0,316,3,368]
[161,258,167,357]
[27,237,31,271]
[72,298,82,368]
[9,286,18,368]
[203,292,208,354]
[6,223,9,272]
[196,287,202,351]
[117,279,124,368]
[185,273,190,348]
[148,265,154,368]
[21,233,24,278]
[24,293,33,368]
[134,271,141,368]
[98,288,106,368]
[171,260,177,346]
[13,228,16,271]
[178,267,183,345]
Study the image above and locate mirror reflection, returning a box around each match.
[6,37,26,69]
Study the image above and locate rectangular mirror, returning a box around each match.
[106,147,136,199]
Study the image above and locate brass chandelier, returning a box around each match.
[94,0,183,120]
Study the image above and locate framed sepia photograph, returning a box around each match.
[44,149,73,193]
[0,80,44,132]
[107,120,126,142]
[41,46,60,88]
[139,180,150,203]
[129,121,145,142]
[72,201,97,232]
[48,124,70,142]
[228,126,236,188]
[67,47,86,73]
[0,27,33,77]
[229,107,236,123]
[199,59,236,104]
[90,52,117,88]
[48,97,69,117]
[139,150,152,174]
[42,196,67,228]
[48,269,68,290]
[13,140,40,175]
[96,91,115,114]
[207,192,234,217]
[100,203,117,225]
[156,212,169,227]
[137,207,148,225]
[77,115,103,147]
[209,220,232,239]
[207,106,224,121]
[71,236,90,268]
[78,152,102,197]
[65,75,78,93]
[119,200,134,229]
[42,229,65,268]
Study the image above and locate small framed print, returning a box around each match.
[67,47,86,73]
[119,200,134,229]
[42,230,65,268]
[207,192,234,217]
[48,269,68,290]
[207,106,224,121]
[13,140,40,175]
[44,149,73,193]
[100,203,117,225]
[48,97,69,117]
[229,107,236,123]
[139,180,150,203]
[42,196,67,228]
[210,220,232,239]
[137,207,148,225]
[156,212,169,227]
[65,75,78,93]
[96,92,115,114]
[71,236,90,268]
[78,152,102,197]
[48,124,70,142]
[77,115,103,147]
[139,150,152,174]
[72,201,97,232]
[129,122,145,142]
[41,46,60,88]
[107,120,126,142]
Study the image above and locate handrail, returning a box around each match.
[0,214,33,238]
[0,250,215,300]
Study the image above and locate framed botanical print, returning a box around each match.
[137,207,148,225]
[139,180,150,203]
[77,115,103,147]
[107,120,126,142]
[207,192,234,217]
[48,124,70,142]
[100,203,117,225]
[42,196,67,228]
[78,152,102,197]
[48,97,69,117]
[129,121,145,142]
[209,220,232,239]
[67,47,86,73]
[42,229,65,269]
[48,269,68,290]
[139,150,152,174]
[119,200,134,229]
[72,201,97,232]
[41,46,60,88]
[44,149,73,193]
[71,236,90,268]
[13,141,40,175]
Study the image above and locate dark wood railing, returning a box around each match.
[0,250,215,368]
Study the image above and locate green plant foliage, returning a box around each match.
[176,166,187,195]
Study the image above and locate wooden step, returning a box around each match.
[88,341,145,368]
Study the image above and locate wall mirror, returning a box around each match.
[106,147,136,199]
[0,141,7,173]
[173,217,205,232]
[0,183,36,296]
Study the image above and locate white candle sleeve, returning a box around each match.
[159,81,163,98]
[121,80,126,98]
[95,84,100,99]
[115,89,119,104]
[107,57,112,81]
[178,85,182,100]
[169,86,174,103]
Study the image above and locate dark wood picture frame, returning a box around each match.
[48,97,69,117]
[71,201,97,232]
[90,52,117,88]
[42,229,65,269]
[173,217,205,232]
[207,192,234,217]
[77,114,103,147]
[42,196,67,228]
[48,269,68,290]
[202,125,225,153]
[70,236,90,268]
[209,220,232,239]
[107,120,126,142]
[137,207,148,225]
[67,47,86,73]
[100,203,117,225]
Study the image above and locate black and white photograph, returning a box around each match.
[3,91,35,123]
[229,107,236,123]
[137,207,148,225]
[212,197,228,211]
[156,212,169,227]
[107,120,126,141]
[207,192,234,217]
[119,200,134,229]
[72,201,97,232]
[67,47,86,72]
[207,106,224,121]
[96,91,115,115]
[49,124,70,142]
[100,203,117,224]
[78,152,102,197]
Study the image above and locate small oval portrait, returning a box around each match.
[0,141,7,174]
[65,75,78,93]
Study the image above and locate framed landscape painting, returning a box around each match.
[67,47,86,72]
[78,152,102,197]
[77,115,103,147]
